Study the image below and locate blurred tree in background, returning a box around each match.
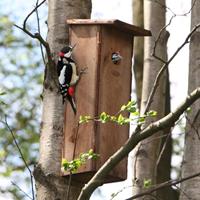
[0,1,47,199]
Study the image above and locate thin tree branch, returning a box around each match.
[152,16,173,63]
[173,185,192,200]
[14,0,51,60]
[23,0,46,30]
[11,181,33,200]
[143,23,200,114]
[66,123,81,200]
[125,171,200,200]
[35,0,46,65]
[185,114,200,140]
[78,87,200,200]
[149,0,198,114]
[14,0,56,84]
[150,0,197,16]
[0,117,35,200]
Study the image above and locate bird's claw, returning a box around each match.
[79,67,88,75]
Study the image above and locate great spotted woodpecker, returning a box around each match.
[57,45,79,114]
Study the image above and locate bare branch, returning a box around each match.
[147,0,198,120]
[152,16,173,63]
[150,0,197,16]
[143,23,200,114]
[173,185,192,200]
[125,171,200,200]
[66,123,80,200]
[0,117,35,200]
[35,0,46,65]
[23,0,46,30]
[14,0,51,62]
[185,114,200,140]
[11,181,33,200]
[78,87,200,200]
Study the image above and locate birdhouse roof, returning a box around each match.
[67,19,151,36]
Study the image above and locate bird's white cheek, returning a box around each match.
[65,52,72,58]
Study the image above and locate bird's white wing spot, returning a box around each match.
[59,65,66,84]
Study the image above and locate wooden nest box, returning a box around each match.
[62,19,151,183]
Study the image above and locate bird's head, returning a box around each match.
[58,44,76,58]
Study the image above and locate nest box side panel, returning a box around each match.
[96,26,133,180]
[63,25,100,174]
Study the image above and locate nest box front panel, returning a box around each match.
[96,26,132,179]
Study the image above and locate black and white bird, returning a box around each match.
[57,45,79,114]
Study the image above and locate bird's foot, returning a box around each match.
[79,67,88,76]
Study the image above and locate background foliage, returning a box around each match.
[0,1,47,198]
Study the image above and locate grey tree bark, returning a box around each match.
[34,1,92,200]
[132,0,144,109]
[180,1,200,199]
[131,0,169,198]
[132,5,174,198]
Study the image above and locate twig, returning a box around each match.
[152,16,173,63]
[23,0,46,30]
[125,171,200,200]
[150,0,197,16]
[150,0,198,114]
[133,144,142,181]
[14,3,55,83]
[156,132,171,169]
[173,185,192,200]
[11,181,33,200]
[143,23,200,114]
[110,185,132,200]
[35,0,46,65]
[14,0,50,56]
[66,122,80,200]
[185,114,200,140]
[1,116,35,200]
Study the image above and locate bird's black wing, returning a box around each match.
[57,60,63,76]
[64,63,73,85]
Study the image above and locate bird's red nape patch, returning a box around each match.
[58,52,65,57]
[68,86,75,96]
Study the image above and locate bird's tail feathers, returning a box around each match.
[67,96,77,115]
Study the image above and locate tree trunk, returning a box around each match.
[180,1,200,199]
[34,1,91,200]
[132,0,144,109]
[156,69,178,200]
[132,0,169,198]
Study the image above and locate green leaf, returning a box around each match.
[0,91,6,96]
[131,111,140,116]
[120,100,137,113]
[143,179,152,189]
[79,115,92,124]
[62,149,99,173]
[120,104,127,111]
[147,110,157,117]
[117,114,130,125]
[110,116,117,122]
[138,116,145,123]
[186,107,191,113]
[100,112,110,123]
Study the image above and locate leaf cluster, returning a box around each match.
[79,100,157,125]
[62,149,99,173]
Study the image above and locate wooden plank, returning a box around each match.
[62,25,100,174]
[67,19,152,36]
[96,25,132,180]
